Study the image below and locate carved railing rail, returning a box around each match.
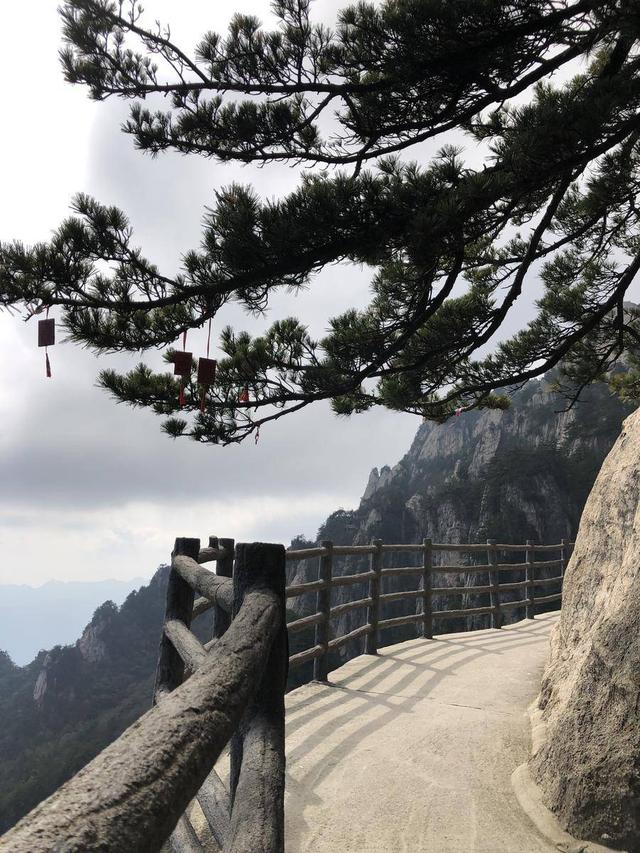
[1,534,570,853]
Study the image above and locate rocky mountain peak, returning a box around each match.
[348,377,631,550]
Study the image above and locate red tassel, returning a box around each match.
[179,379,186,407]
[239,386,249,403]
[200,387,207,414]
[45,350,52,378]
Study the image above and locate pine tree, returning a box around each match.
[1,0,640,444]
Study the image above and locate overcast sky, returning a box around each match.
[2,3,637,587]
[0,0,423,585]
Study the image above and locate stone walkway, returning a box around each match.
[284,612,559,853]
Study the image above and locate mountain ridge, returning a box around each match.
[0,577,148,666]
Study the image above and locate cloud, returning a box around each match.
[0,339,417,510]
[0,492,349,584]
[0,0,465,584]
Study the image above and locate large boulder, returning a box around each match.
[531,406,640,849]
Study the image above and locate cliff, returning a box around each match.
[289,376,633,645]
[331,377,627,546]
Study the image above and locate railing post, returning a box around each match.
[525,539,534,620]
[314,541,333,681]
[560,537,567,583]
[558,536,567,607]
[365,539,383,655]
[214,536,235,638]
[527,539,536,619]
[153,537,200,701]
[228,543,287,852]
[487,538,503,629]
[422,537,433,640]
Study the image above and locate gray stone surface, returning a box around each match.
[531,407,640,849]
[0,588,280,853]
[282,613,560,852]
[512,763,619,853]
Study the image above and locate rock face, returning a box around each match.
[288,377,633,644]
[317,377,631,558]
[531,406,640,849]
[76,606,112,663]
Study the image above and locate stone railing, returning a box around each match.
[1,535,570,852]
[285,537,570,679]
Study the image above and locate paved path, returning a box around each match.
[284,612,559,853]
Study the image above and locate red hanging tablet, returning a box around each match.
[38,318,55,347]
[198,357,217,413]
[38,314,55,379]
[197,357,217,385]
[173,351,192,376]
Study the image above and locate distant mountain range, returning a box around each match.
[0,578,146,665]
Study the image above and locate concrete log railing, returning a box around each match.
[284,537,572,680]
[3,539,287,853]
[1,533,570,852]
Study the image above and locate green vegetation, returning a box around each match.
[1,1,640,444]
[0,569,169,832]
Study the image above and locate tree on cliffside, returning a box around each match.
[1,0,640,444]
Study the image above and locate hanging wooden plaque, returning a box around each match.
[173,351,193,376]
[38,318,55,347]
[197,357,217,385]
